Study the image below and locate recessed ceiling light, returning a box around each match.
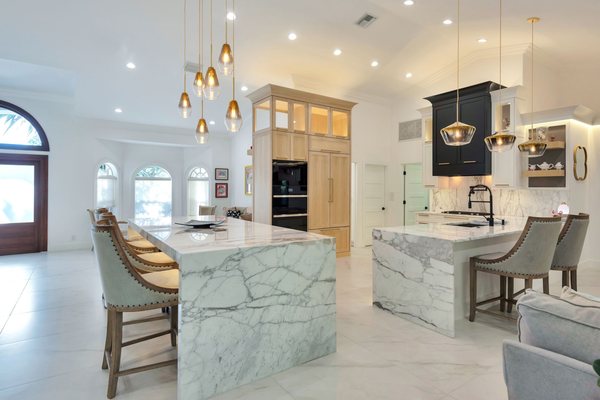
[209,120,216,125]
[371,60,379,67]
[241,85,248,92]
[405,72,413,78]
[114,108,123,113]
[288,32,297,41]
[333,48,342,56]
[126,62,136,70]
[443,19,453,25]
[403,0,414,5]
[226,12,236,21]
[478,38,487,43]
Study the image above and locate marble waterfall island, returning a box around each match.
[372,221,526,337]
[130,217,336,400]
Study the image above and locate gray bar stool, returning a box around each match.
[469,217,562,322]
[546,213,589,291]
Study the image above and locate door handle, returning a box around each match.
[328,178,333,203]
[463,160,477,164]
[438,162,451,166]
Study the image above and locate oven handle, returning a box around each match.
[272,195,308,198]
[272,213,308,218]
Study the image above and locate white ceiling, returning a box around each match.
[1,0,598,131]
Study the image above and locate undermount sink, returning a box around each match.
[447,222,487,228]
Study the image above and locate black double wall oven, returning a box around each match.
[271,161,308,231]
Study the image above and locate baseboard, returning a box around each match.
[47,241,91,252]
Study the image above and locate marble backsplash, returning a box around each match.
[430,177,569,217]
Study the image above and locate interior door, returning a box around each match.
[363,164,386,246]
[0,153,48,255]
[329,153,350,227]
[404,163,429,226]
[308,151,330,229]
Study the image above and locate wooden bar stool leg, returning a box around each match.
[469,263,477,322]
[102,311,113,370]
[525,279,533,290]
[107,311,123,399]
[562,271,569,288]
[543,277,550,294]
[170,305,178,347]
[507,277,514,313]
[500,276,506,312]
[570,270,578,291]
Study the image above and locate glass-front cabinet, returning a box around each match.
[292,102,306,133]
[253,99,271,132]
[310,106,329,135]
[274,99,289,130]
[332,109,349,138]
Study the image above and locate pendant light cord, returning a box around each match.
[183,0,187,89]
[498,0,502,107]
[455,0,460,122]
[210,0,213,66]
[530,19,534,137]
[232,0,236,100]
[200,0,204,115]
[225,0,228,43]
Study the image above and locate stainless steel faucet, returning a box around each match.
[468,184,494,226]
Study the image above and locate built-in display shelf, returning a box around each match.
[523,170,565,178]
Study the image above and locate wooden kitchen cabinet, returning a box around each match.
[249,84,355,257]
[272,132,307,161]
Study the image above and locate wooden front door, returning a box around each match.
[0,153,48,255]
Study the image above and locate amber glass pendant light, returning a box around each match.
[218,0,234,76]
[440,0,476,146]
[178,0,192,118]
[518,17,547,158]
[195,0,209,144]
[225,0,242,132]
[192,0,205,97]
[203,0,220,100]
[485,0,516,152]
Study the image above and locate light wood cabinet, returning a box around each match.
[249,85,355,257]
[272,132,307,161]
[310,227,350,256]
[308,152,330,229]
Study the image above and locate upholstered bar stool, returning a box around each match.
[199,205,216,216]
[99,213,178,267]
[546,213,590,291]
[469,217,562,322]
[100,213,159,254]
[91,221,179,399]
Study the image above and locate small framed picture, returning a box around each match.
[244,165,253,196]
[215,182,228,198]
[215,168,229,181]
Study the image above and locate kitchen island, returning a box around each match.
[372,220,526,337]
[130,217,336,400]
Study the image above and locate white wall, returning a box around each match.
[229,125,253,208]
[0,88,236,251]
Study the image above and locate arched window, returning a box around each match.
[96,163,118,209]
[187,167,210,215]
[0,101,49,151]
[134,166,172,219]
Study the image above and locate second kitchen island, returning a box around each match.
[372,220,526,337]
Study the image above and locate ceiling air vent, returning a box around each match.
[356,13,378,28]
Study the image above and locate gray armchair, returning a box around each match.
[503,290,600,400]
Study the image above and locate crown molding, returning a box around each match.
[0,86,74,105]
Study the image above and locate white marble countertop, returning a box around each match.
[129,216,328,255]
[374,217,528,243]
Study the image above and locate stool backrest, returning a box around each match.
[91,221,177,309]
[552,213,590,269]
[199,206,216,216]
[495,217,563,276]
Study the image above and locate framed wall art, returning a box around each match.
[215,168,229,181]
[215,182,229,198]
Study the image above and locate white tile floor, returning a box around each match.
[0,248,598,400]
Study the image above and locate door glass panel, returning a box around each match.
[292,103,306,132]
[332,110,349,137]
[310,106,329,135]
[0,164,34,224]
[254,99,271,132]
[275,100,289,130]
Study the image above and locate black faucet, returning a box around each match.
[468,184,494,226]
